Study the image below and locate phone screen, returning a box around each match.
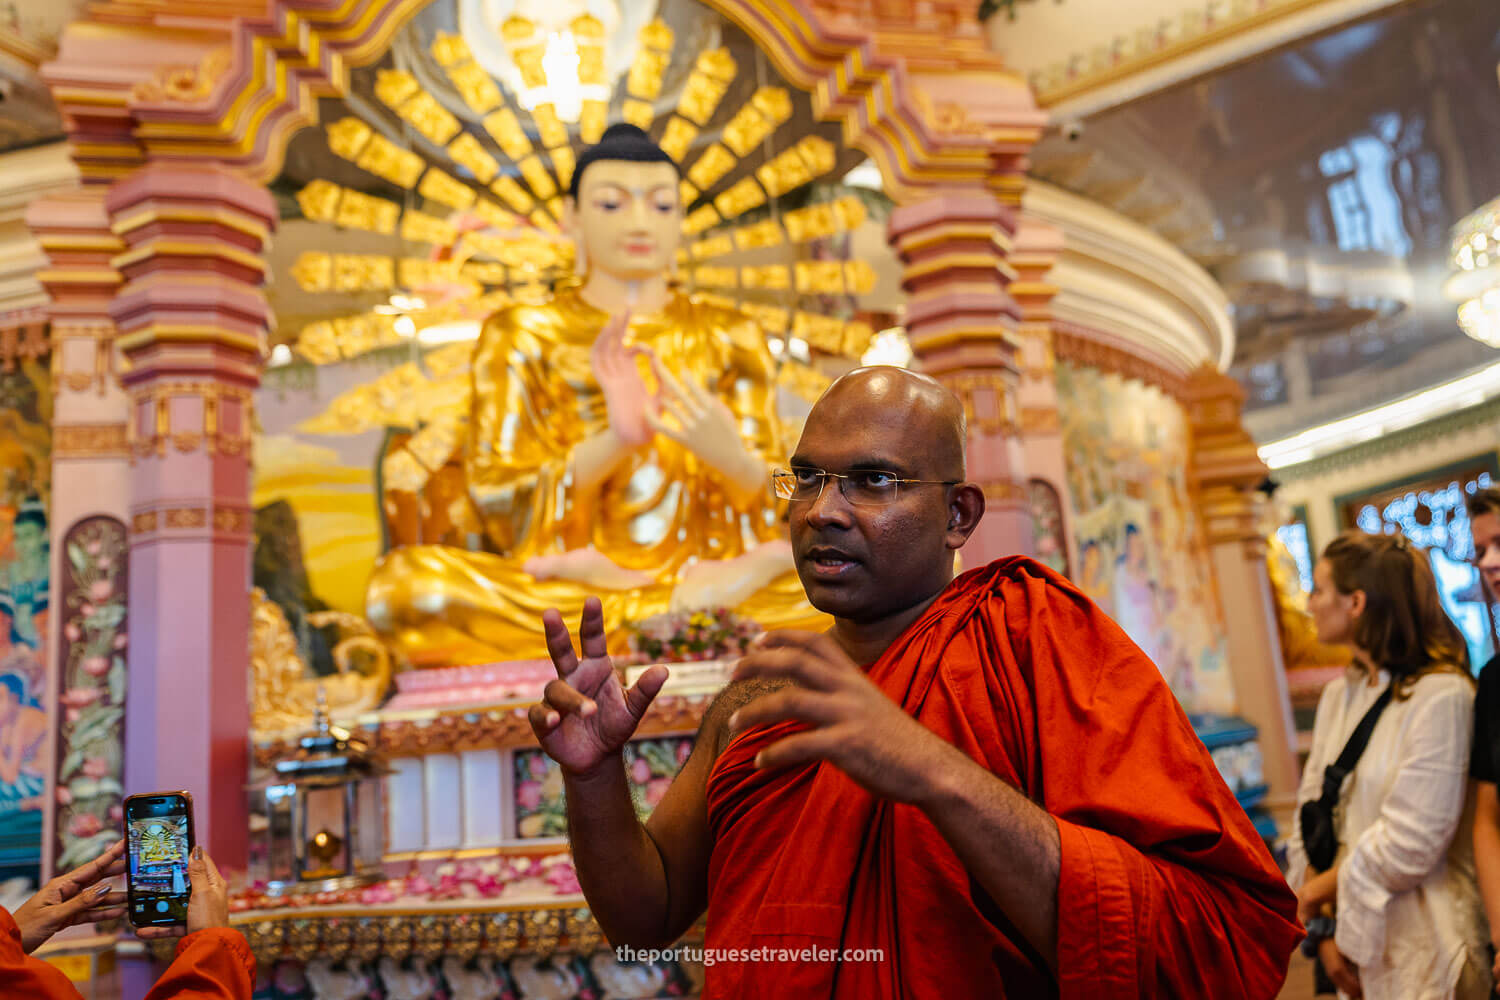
[124,793,194,927]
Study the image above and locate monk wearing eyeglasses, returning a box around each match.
[528,365,1301,998]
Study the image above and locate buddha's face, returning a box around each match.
[568,159,682,282]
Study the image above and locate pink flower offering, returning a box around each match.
[81,655,110,678]
[81,757,110,779]
[112,633,128,650]
[675,741,692,765]
[474,874,503,898]
[404,872,434,896]
[55,787,72,806]
[527,754,549,780]
[359,882,397,905]
[644,778,671,808]
[629,758,651,785]
[85,540,101,555]
[63,623,82,643]
[89,580,112,601]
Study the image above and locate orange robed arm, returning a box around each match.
[0,906,255,1000]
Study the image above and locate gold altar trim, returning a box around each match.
[251,693,713,768]
[205,893,709,968]
[130,511,157,535]
[54,423,130,458]
[384,843,566,863]
[208,901,659,966]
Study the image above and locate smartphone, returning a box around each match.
[122,791,195,927]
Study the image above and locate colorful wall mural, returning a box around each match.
[1055,363,1236,714]
[0,359,50,881]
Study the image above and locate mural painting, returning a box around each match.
[0,360,49,883]
[1055,363,1235,713]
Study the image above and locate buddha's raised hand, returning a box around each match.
[590,312,654,447]
[528,596,669,777]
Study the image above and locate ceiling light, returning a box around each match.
[1258,358,1500,468]
[1448,197,1500,349]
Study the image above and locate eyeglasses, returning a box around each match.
[771,467,960,507]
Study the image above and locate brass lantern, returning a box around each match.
[248,690,390,894]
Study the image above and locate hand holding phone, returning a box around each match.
[9,840,127,952]
[134,845,231,941]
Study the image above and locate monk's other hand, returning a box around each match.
[729,630,961,804]
[11,839,127,952]
[1317,937,1361,997]
[134,845,231,942]
[529,596,670,777]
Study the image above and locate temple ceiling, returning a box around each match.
[1028,0,1500,440]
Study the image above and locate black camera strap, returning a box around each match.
[1317,684,1394,818]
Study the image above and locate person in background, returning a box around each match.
[0,839,254,999]
[1465,486,1500,989]
[1288,530,1488,999]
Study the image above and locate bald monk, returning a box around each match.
[1,840,253,999]
[529,366,1302,997]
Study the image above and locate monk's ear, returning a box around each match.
[944,482,985,549]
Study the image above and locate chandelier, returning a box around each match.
[1446,197,1500,348]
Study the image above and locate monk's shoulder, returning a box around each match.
[700,677,794,758]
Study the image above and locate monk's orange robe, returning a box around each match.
[0,906,255,999]
[704,557,1302,998]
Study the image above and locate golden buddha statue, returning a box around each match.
[1259,484,1349,671]
[366,124,825,666]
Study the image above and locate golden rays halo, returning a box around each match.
[277,1,886,491]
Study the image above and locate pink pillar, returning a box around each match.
[104,163,275,870]
[28,190,132,878]
[889,193,1032,564]
[1011,215,1076,572]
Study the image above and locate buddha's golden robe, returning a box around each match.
[366,288,825,666]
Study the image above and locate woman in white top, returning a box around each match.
[1287,531,1490,999]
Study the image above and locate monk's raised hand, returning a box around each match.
[529,596,669,777]
[728,630,963,806]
